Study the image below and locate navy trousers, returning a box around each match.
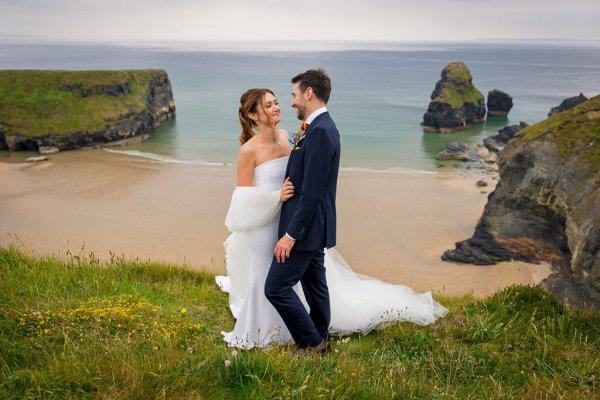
[264,249,330,348]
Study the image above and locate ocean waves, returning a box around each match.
[104,149,436,175]
[103,149,233,166]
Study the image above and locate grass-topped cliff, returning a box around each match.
[444,94,600,310]
[518,94,600,166]
[1,245,598,398]
[0,70,175,153]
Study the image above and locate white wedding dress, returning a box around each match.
[215,156,447,349]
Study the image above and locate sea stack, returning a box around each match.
[422,62,486,133]
[487,89,513,117]
[0,70,176,154]
[442,95,600,309]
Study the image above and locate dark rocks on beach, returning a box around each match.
[487,89,513,117]
[38,146,60,155]
[548,93,588,116]
[422,62,486,133]
[436,142,497,164]
[475,145,498,164]
[483,121,529,153]
[442,95,600,309]
[0,125,7,150]
[436,142,481,162]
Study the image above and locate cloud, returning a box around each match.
[1,0,599,43]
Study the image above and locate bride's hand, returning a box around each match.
[280,177,294,202]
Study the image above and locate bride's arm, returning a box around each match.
[236,145,254,186]
[226,146,284,232]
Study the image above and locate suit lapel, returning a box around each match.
[285,112,330,177]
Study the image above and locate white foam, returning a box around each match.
[104,149,436,174]
[341,166,438,175]
[104,149,232,166]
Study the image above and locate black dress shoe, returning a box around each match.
[304,339,328,355]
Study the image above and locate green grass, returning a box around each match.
[434,85,484,108]
[443,62,473,86]
[0,70,162,137]
[518,95,600,166]
[1,245,599,399]
[432,62,484,108]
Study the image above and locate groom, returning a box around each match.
[265,68,341,353]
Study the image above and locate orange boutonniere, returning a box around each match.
[289,121,309,149]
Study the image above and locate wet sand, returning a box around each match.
[0,150,551,296]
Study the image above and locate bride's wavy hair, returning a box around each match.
[238,88,275,145]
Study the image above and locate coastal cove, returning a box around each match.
[2,41,600,170]
[0,149,550,296]
[2,40,598,300]
[2,40,599,399]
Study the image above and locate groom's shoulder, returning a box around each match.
[313,112,336,129]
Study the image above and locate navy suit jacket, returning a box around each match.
[279,112,341,251]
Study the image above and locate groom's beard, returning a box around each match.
[295,107,306,121]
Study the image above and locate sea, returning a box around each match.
[2,40,600,172]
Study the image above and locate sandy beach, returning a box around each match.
[0,149,551,296]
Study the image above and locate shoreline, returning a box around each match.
[0,149,551,296]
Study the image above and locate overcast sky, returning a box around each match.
[1,0,599,44]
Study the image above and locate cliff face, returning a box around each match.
[422,62,486,133]
[0,70,175,153]
[442,95,600,309]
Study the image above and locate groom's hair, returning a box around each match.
[291,68,331,104]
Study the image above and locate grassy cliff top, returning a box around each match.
[518,95,600,166]
[0,70,166,137]
[1,245,598,398]
[432,62,484,107]
[442,61,473,85]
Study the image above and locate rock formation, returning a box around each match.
[436,142,480,162]
[442,95,600,309]
[487,89,513,117]
[0,70,176,153]
[548,93,588,116]
[0,125,7,151]
[436,142,496,163]
[483,122,529,153]
[422,62,486,133]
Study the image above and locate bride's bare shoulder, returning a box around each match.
[278,129,290,143]
[238,139,257,163]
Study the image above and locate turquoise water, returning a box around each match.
[2,41,600,171]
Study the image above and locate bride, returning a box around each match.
[216,88,447,350]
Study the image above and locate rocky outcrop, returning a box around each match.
[0,70,176,153]
[442,95,600,309]
[487,89,513,117]
[437,142,481,162]
[483,122,529,153]
[0,125,7,150]
[422,62,486,133]
[548,93,588,116]
[436,142,496,163]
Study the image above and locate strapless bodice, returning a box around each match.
[253,156,288,191]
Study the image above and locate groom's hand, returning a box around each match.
[274,235,295,263]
